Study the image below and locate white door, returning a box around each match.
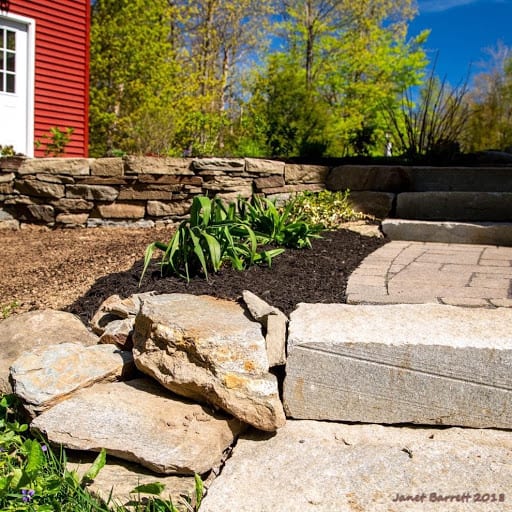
[0,16,33,156]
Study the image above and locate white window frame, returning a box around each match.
[0,11,35,156]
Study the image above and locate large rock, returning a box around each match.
[68,454,197,508]
[133,294,286,431]
[201,420,512,512]
[10,343,134,417]
[0,310,98,393]
[90,292,157,335]
[31,378,244,475]
[284,303,512,428]
[124,156,193,175]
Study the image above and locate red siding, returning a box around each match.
[7,0,90,157]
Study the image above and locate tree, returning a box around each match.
[462,43,512,152]
[170,0,273,155]
[248,0,428,157]
[89,0,186,156]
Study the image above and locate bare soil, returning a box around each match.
[0,222,387,322]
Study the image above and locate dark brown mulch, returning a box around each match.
[66,228,387,322]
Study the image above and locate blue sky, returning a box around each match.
[409,0,512,85]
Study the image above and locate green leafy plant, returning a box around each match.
[237,195,323,249]
[286,190,369,229]
[127,474,203,512]
[142,195,285,283]
[0,394,108,511]
[141,194,324,283]
[35,127,74,157]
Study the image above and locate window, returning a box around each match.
[0,27,16,93]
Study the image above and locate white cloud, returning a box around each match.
[418,0,479,13]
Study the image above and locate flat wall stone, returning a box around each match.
[90,157,124,177]
[67,184,119,202]
[56,213,89,226]
[245,158,285,175]
[396,191,512,221]
[15,179,65,199]
[285,164,329,184]
[124,156,193,175]
[192,158,245,172]
[117,187,173,201]
[284,303,512,429]
[51,198,94,213]
[17,158,89,176]
[0,172,15,182]
[95,203,145,219]
[146,200,191,217]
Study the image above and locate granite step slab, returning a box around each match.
[382,219,512,246]
[283,303,512,428]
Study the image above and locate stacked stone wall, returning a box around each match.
[1,157,511,229]
[0,157,328,229]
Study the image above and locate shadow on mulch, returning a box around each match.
[65,229,387,322]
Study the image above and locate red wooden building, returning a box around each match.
[0,0,90,157]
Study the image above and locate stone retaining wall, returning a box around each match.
[0,157,327,229]
[1,157,511,229]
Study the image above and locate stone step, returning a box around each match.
[395,191,512,221]
[327,165,512,192]
[201,420,512,512]
[283,303,512,429]
[381,219,512,246]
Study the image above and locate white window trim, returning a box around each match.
[0,11,35,157]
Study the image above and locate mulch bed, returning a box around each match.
[67,228,387,321]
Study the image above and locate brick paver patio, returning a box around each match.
[347,241,512,307]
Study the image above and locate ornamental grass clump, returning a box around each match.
[141,194,323,283]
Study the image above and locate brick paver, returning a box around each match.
[347,241,512,307]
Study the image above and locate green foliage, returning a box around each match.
[246,0,428,157]
[35,127,74,157]
[462,43,512,152]
[142,195,286,282]
[1,300,20,320]
[141,194,323,283]
[0,394,108,511]
[89,0,184,157]
[385,63,470,161]
[237,195,323,248]
[287,190,369,229]
[0,145,19,157]
[89,0,429,158]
